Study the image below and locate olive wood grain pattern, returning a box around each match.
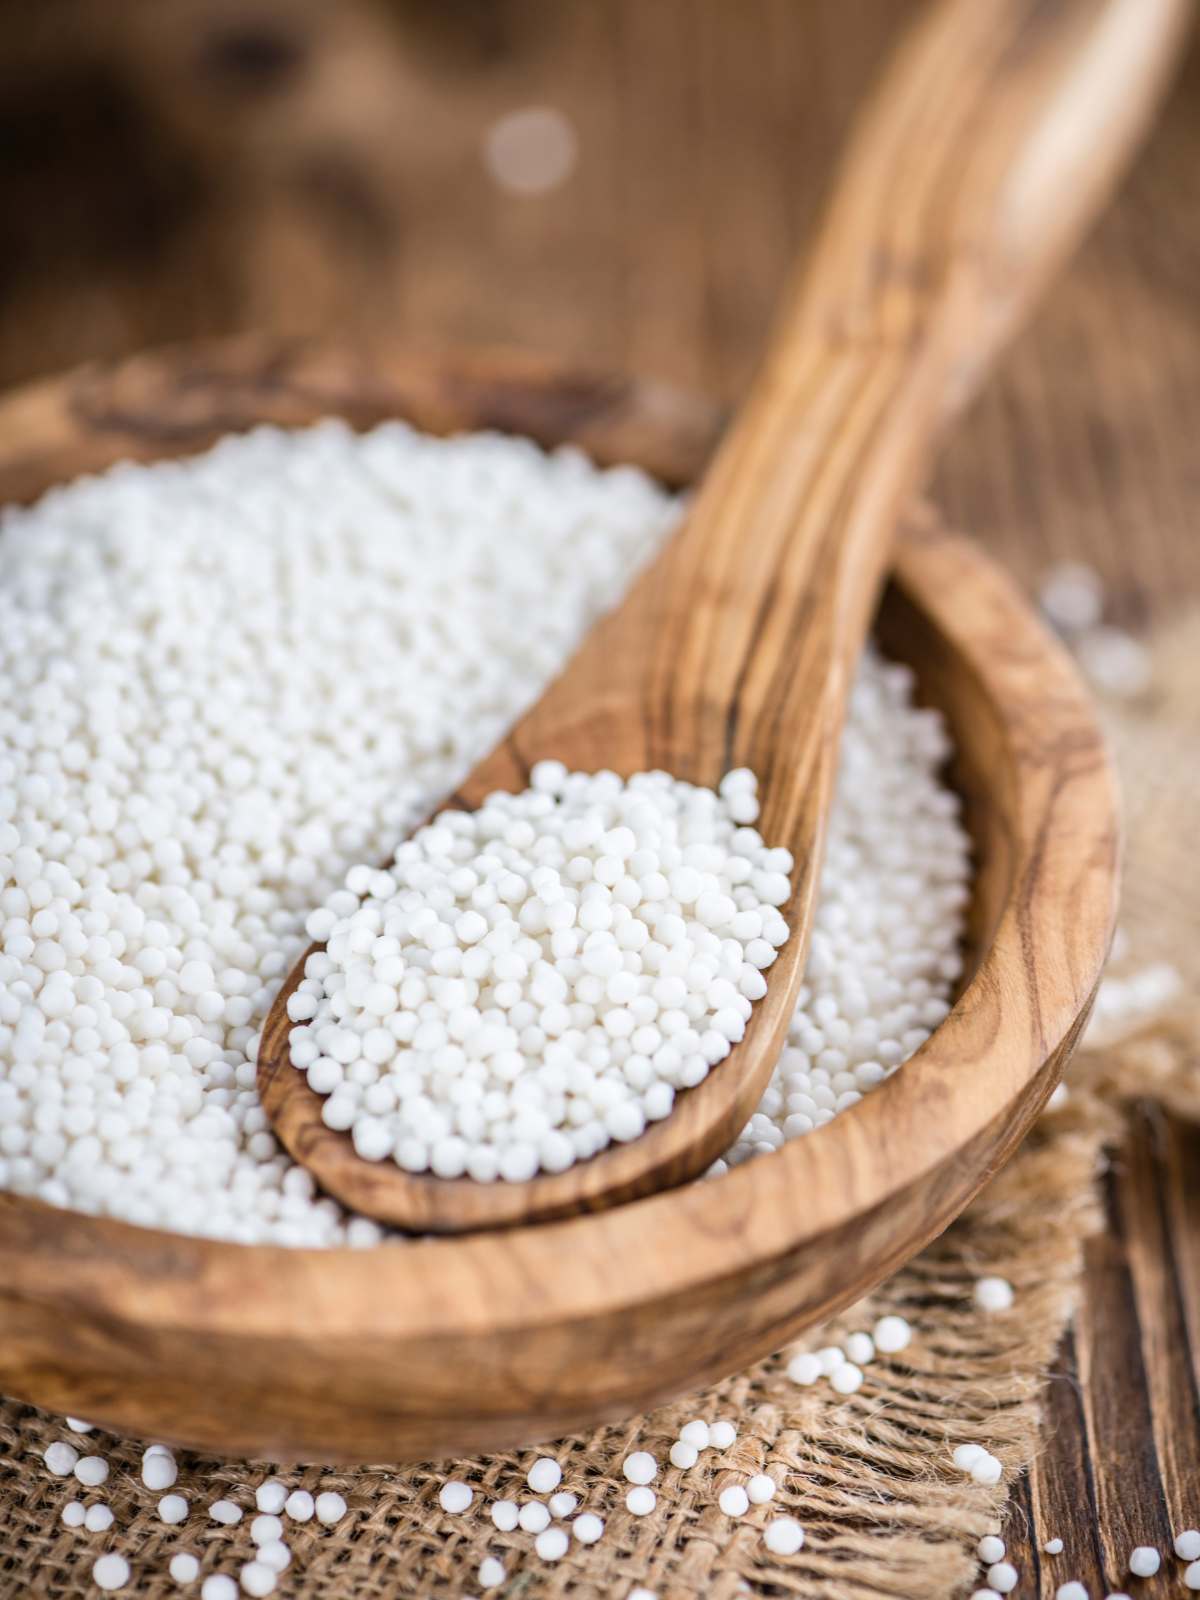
[0,339,1118,1461]
[252,0,1182,1233]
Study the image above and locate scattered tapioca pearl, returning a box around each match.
[718,1486,750,1518]
[284,1490,314,1523]
[239,1562,277,1598]
[786,1353,822,1386]
[250,1514,283,1546]
[970,1591,1001,1600]
[951,1442,1002,1483]
[491,1501,519,1532]
[201,1579,238,1600]
[44,1442,78,1476]
[1076,626,1152,699]
[549,1492,578,1518]
[85,1504,114,1533]
[66,1418,95,1434]
[61,1501,86,1528]
[1056,1583,1090,1600]
[815,1346,844,1376]
[518,1502,551,1533]
[625,1488,656,1516]
[973,1278,1014,1313]
[844,1332,875,1366]
[831,1362,863,1396]
[74,1456,109,1488]
[158,1495,189,1525]
[256,1544,291,1575]
[763,1517,805,1555]
[1185,1562,1200,1591]
[747,1475,776,1505]
[295,767,793,1182]
[479,1557,506,1589]
[1177,1530,1200,1561]
[669,1441,699,1470]
[623,1452,658,1485]
[143,1450,178,1491]
[314,1491,347,1526]
[1038,562,1105,634]
[628,1590,657,1600]
[527,1458,561,1494]
[873,1316,912,1354]
[987,1562,1018,1593]
[678,1420,710,1450]
[1044,1538,1064,1555]
[978,1536,1006,1563]
[708,1421,737,1450]
[255,1480,287,1514]
[439,1481,473,1514]
[573,1512,604,1544]
[483,106,578,197]
[169,1553,200,1584]
[535,1527,569,1562]
[210,1501,243,1525]
[93,1554,131,1591]
[1128,1547,1159,1577]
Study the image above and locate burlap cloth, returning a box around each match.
[2,615,1196,1600]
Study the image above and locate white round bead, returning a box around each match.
[535,1527,569,1561]
[622,1451,658,1485]
[719,1486,750,1517]
[763,1516,805,1555]
[490,1500,519,1532]
[314,1491,347,1526]
[526,1457,562,1494]
[92,1555,131,1592]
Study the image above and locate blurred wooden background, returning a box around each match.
[1,3,1197,1593]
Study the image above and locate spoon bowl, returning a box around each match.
[0,335,1119,1461]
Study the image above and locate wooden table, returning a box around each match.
[1,3,1197,1591]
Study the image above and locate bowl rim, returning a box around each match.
[0,340,1119,1360]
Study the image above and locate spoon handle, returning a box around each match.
[561,0,1185,819]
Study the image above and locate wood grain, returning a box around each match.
[1011,1108,1200,1595]
[0,0,1194,1531]
[0,343,1117,1460]
[254,0,1180,1234]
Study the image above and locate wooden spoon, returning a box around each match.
[258,0,1186,1233]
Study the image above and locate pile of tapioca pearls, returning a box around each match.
[288,765,796,1183]
[0,419,969,1244]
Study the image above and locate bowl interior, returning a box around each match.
[0,339,1118,1462]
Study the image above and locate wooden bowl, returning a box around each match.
[0,339,1119,1463]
